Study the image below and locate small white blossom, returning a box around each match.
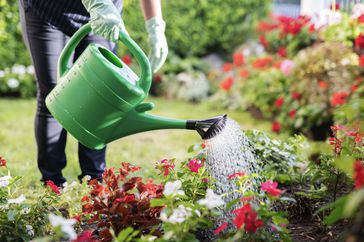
[194,209,201,217]
[11,64,26,75]
[0,70,5,78]
[8,194,26,204]
[160,205,192,224]
[48,213,77,240]
[7,78,19,89]
[0,175,12,188]
[163,180,185,197]
[147,236,157,241]
[26,225,34,237]
[21,207,31,214]
[198,189,225,209]
[26,65,35,75]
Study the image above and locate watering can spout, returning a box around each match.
[110,102,227,141]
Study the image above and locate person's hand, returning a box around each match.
[81,0,128,42]
[145,17,168,73]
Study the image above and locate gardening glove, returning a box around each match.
[81,0,128,42]
[145,17,168,73]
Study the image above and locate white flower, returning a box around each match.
[0,70,5,78]
[163,180,185,197]
[26,225,34,237]
[160,205,192,224]
[26,65,35,75]
[21,207,31,214]
[7,78,19,89]
[147,236,157,241]
[11,64,26,75]
[48,213,77,240]
[8,194,26,204]
[0,175,12,188]
[198,189,225,209]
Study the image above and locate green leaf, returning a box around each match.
[150,198,167,207]
[226,198,240,210]
[116,227,139,242]
[272,215,289,225]
[343,189,364,216]
[7,210,17,221]
[333,156,355,176]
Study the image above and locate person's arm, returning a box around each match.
[140,0,168,73]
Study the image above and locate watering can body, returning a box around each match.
[46,23,186,149]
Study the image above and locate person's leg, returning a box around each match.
[19,0,68,186]
[73,35,116,181]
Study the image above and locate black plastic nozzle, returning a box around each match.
[186,114,227,139]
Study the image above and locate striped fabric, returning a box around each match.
[27,0,122,36]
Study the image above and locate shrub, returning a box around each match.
[122,0,270,57]
[0,65,36,98]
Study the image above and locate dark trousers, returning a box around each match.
[19,1,116,186]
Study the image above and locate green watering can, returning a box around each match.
[45,23,226,150]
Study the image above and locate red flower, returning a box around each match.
[318,81,328,89]
[228,171,246,180]
[233,204,264,233]
[351,85,359,92]
[201,143,206,149]
[0,157,6,167]
[72,230,95,242]
[272,121,281,133]
[275,97,284,108]
[156,159,175,176]
[308,23,315,33]
[355,34,364,49]
[220,76,234,91]
[239,69,249,78]
[330,92,349,107]
[187,159,203,173]
[291,91,301,100]
[252,56,273,69]
[259,35,269,48]
[289,109,296,119]
[222,62,234,72]
[332,3,340,10]
[358,14,364,23]
[359,55,364,67]
[233,52,245,66]
[45,180,61,195]
[261,180,282,197]
[153,74,162,83]
[277,46,287,57]
[121,55,132,65]
[72,215,81,222]
[213,222,228,235]
[353,160,364,189]
[257,21,278,32]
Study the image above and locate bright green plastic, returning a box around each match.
[46,23,186,149]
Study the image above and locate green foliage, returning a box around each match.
[122,0,270,58]
[0,65,36,98]
[0,0,31,69]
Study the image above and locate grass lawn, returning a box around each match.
[0,97,272,187]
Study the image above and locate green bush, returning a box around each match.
[122,0,270,57]
[0,0,31,69]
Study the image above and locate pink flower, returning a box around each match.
[280,60,295,76]
[228,171,246,180]
[214,222,228,235]
[156,159,175,176]
[187,159,203,173]
[261,180,282,197]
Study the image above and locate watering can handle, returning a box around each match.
[58,23,152,95]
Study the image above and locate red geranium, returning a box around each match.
[358,14,364,23]
[259,35,269,48]
[291,91,301,100]
[353,160,364,189]
[275,97,284,108]
[233,204,264,233]
[45,180,61,195]
[256,21,278,32]
[289,109,296,119]
[239,69,249,78]
[330,92,349,107]
[223,62,234,72]
[308,23,315,33]
[214,222,228,235]
[220,76,234,91]
[277,46,287,57]
[261,180,282,197]
[72,230,96,242]
[355,33,364,49]
[187,159,203,173]
[318,81,328,89]
[233,52,245,66]
[0,157,6,167]
[359,55,364,67]
[121,55,132,65]
[252,56,273,69]
[272,121,281,133]
[228,171,246,180]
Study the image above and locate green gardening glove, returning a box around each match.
[81,0,128,42]
[146,17,168,73]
